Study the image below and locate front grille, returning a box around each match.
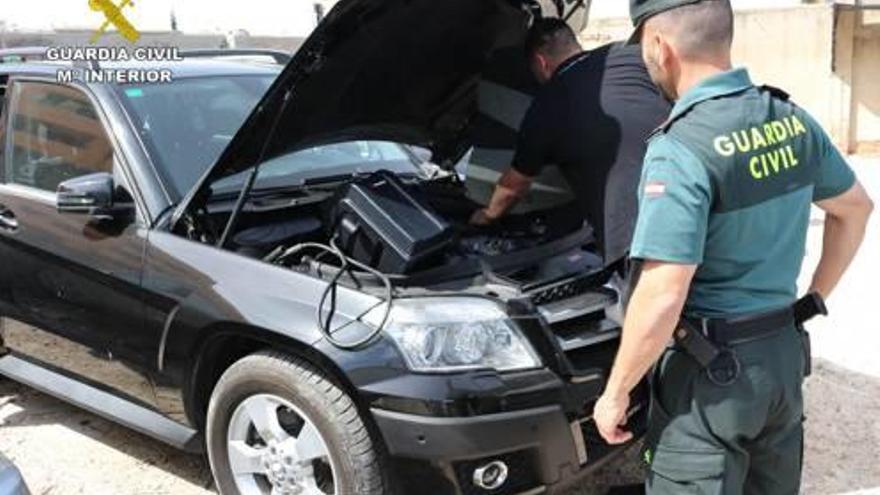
[529,277,593,305]
[534,287,621,376]
[562,331,620,373]
[528,266,612,307]
[531,280,589,306]
[550,310,605,338]
[453,450,541,495]
[530,283,646,473]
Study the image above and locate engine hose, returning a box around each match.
[269,240,394,350]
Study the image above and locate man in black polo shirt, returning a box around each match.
[470,18,671,269]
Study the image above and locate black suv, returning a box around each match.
[0,1,647,494]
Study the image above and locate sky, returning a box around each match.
[0,0,320,36]
[0,0,807,36]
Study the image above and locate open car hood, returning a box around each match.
[173,0,592,228]
[199,0,534,184]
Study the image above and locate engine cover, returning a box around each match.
[331,172,454,274]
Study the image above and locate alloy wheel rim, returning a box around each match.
[227,394,337,495]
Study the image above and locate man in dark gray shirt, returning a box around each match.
[471,18,671,268]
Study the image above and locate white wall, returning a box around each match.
[583,3,880,152]
[589,0,807,19]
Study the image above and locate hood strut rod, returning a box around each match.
[217,90,294,248]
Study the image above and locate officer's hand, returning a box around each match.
[594,392,633,445]
[469,208,495,227]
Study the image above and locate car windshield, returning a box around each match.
[116,74,276,198]
[117,75,422,198]
[212,141,420,193]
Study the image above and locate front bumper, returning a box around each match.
[372,393,648,495]
[353,285,646,494]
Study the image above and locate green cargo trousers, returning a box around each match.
[643,325,807,495]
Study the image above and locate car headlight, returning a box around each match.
[364,297,542,372]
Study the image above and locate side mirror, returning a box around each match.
[56,172,115,216]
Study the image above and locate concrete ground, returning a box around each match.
[0,157,877,495]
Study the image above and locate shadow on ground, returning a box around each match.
[2,358,879,494]
[802,360,880,494]
[564,358,880,495]
[0,379,213,494]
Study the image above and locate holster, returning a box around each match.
[798,325,812,377]
[673,320,719,368]
[673,292,826,385]
[673,320,740,386]
[792,293,823,378]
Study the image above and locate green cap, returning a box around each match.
[628,0,706,44]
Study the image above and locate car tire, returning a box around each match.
[206,351,387,495]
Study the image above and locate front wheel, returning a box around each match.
[206,351,387,495]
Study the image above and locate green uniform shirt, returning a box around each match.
[630,69,856,317]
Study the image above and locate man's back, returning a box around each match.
[514,42,671,265]
[631,69,856,317]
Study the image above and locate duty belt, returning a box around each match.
[673,292,827,385]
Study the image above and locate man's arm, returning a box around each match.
[593,261,696,444]
[472,92,553,226]
[470,168,534,225]
[592,137,710,444]
[811,181,873,298]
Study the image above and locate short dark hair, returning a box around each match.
[525,18,580,58]
[650,0,734,60]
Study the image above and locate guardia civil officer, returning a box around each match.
[592,1,874,493]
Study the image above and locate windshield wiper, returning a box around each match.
[211,170,419,203]
[296,172,361,188]
[209,172,358,200]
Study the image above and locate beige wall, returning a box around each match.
[853,9,880,153]
[732,6,837,140]
[581,4,880,154]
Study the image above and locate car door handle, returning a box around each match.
[0,206,19,232]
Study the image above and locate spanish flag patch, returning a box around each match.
[644,181,666,198]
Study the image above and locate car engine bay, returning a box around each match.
[202,170,604,293]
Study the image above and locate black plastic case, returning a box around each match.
[332,172,453,274]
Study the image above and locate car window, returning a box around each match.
[5,81,113,192]
[116,75,276,199]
